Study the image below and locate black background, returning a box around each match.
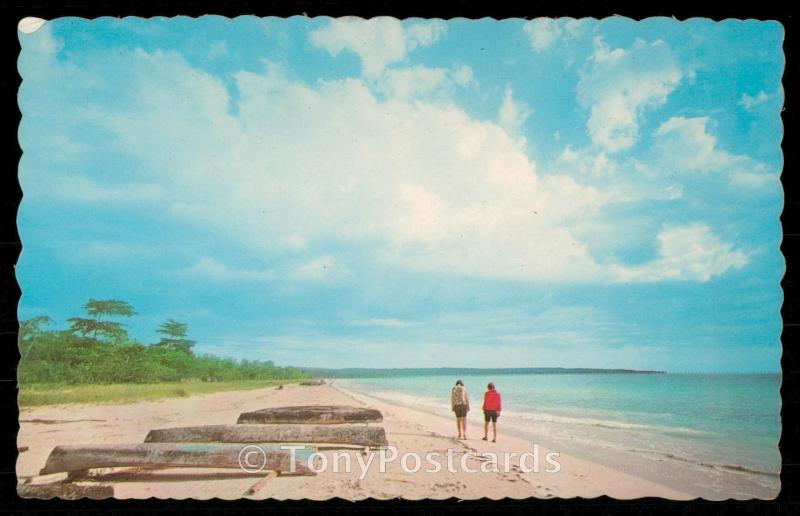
[0,1,796,514]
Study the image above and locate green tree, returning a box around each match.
[19,316,53,357]
[19,316,53,341]
[155,318,196,354]
[68,299,136,342]
[83,299,137,318]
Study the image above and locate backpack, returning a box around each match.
[452,385,468,406]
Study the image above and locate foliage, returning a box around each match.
[66,317,128,342]
[83,299,137,318]
[67,298,136,343]
[18,301,308,386]
[155,318,196,354]
[19,315,53,341]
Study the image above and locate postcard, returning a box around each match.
[16,16,783,500]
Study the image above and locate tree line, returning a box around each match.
[18,299,308,384]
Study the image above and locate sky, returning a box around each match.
[17,16,784,372]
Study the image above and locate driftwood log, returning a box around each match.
[145,424,388,448]
[18,482,114,499]
[238,405,383,425]
[300,379,326,386]
[39,443,316,476]
[243,470,278,497]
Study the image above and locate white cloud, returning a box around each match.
[523,18,562,51]
[179,257,275,282]
[614,224,748,282]
[377,64,478,99]
[207,40,228,60]
[578,37,683,153]
[497,86,532,138]
[31,175,165,203]
[117,53,610,282]
[522,18,585,52]
[730,170,779,188]
[559,145,618,179]
[563,19,586,39]
[377,65,450,99]
[44,47,748,284]
[452,64,476,88]
[405,20,447,49]
[349,318,413,328]
[740,90,770,111]
[556,145,687,207]
[179,254,351,284]
[309,17,446,80]
[653,116,779,188]
[653,116,736,171]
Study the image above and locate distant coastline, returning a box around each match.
[300,367,667,378]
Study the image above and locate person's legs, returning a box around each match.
[483,420,488,440]
[461,417,468,438]
[456,416,462,438]
[491,420,497,442]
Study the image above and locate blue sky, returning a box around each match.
[17,17,784,372]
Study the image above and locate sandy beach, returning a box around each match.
[17,381,704,501]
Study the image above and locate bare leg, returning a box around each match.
[462,417,467,439]
[456,417,462,438]
[492,421,497,442]
[483,421,488,439]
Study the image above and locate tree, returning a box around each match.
[68,299,136,342]
[19,316,53,358]
[19,316,53,341]
[155,318,196,354]
[67,318,129,341]
[83,299,136,318]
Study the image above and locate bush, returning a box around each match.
[18,330,308,385]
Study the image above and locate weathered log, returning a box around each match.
[238,405,383,425]
[145,424,388,447]
[300,379,326,386]
[18,482,114,499]
[39,443,316,476]
[243,470,278,496]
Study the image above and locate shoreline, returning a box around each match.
[17,381,776,500]
[335,380,780,500]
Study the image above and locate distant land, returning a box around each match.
[300,367,667,378]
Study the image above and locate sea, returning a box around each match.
[339,372,781,498]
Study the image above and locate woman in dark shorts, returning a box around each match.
[482,382,502,442]
[451,379,470,439]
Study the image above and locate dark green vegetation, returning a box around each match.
[19,299,308,385]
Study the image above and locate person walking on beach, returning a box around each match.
[451,379,470,439]
[482,382,502,442]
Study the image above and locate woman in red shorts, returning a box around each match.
[482,382,502,442]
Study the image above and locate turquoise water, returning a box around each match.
[342,373,781,475]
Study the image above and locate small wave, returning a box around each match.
[630,448,780,477]
[508,410,710,437]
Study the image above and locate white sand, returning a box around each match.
[18,382,694,500]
